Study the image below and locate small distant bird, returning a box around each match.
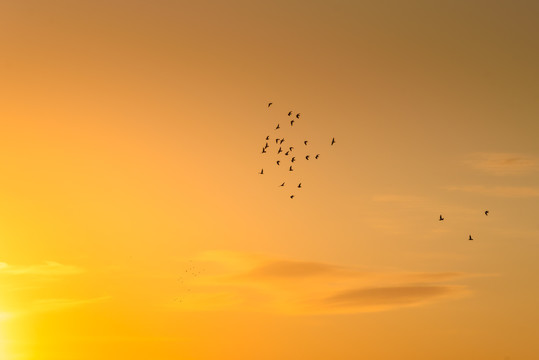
[262,147,266,153]
[288,111,292,116]
[305,155,310,160]
[439,215,444,221]
[280,138,284,144]
[298,183,302,188]
[291,157,296,162]
[268,102,272,107]
[259,169,264,174]
[331,137,335,145]
[264,142,269,148]
[304,140,308,145]
[285,151,289,156]
[296,113,300,119]
[290,195,294,199]
[485,210,489,216]
[280,182,285,187]
[275,138,280,144]
[469,235,473,241]
[315,154,320,159]
[277,147,282,154]
[276,160,280,165]
[289,147,294,151]
[291,120,295,126]
[275,124,280,130]
[266,136,269,140]
[289,166,293,171]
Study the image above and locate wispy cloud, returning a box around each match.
[465,152,538,176]
[172,252,482,315]
[446,185,539,198]
[0,261,84,276]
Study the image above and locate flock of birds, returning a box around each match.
[439,210,490,240]
[173,260,204,303]
[259,102,335,199]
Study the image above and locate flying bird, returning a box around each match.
[285,151,289,156]
[280,182,285,186]
[485,210,489,216]
[289,166,293,171]
[268,102,272,107]
[304,141,308,145]
[296,113,300,119]
[275,124,280,130]
[298,183,302,188]
[315,154,320,159]
[288,111,292,116]
[262,147,266,153]
[275,138,280,144]
[291,120,295,126]
[266,136,269,140]
[264,142,269,148]
[439,215,444,221]
[259,169,264,174]
[331,137,335,145]
[289,147,294,151]
[291,157,296,163]
[305,155,310,160]
[277,147,282,154]
[280,138,285,144]
[290,195,294,199]
[276,160,280,165]
[468,235,473,241]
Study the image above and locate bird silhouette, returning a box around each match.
[276,160,280,165]
[315,154,320,159]
[468,235,473,241]
[291,157,296,163]
[288,111,292,116]
[331,137,335,145]
[439,215,444,221]
[289,166,293,171]
[262,148,266,153]
[298,183,302,188]
[304,140,308,145]
[264,142,269,148]
[280,138,285,144]
[266,136,269,140]
[285,151,289,156]
[259,169,264,174]
[289,147,294,151]
[277,147,282,154]
[290,195,294,199]
[305,155,310,160]
[485,210,489,216]
[296,113,300,119]
[275,138,280,144]
[275,124,280,130]
[291,120,295,126]
[268,102,272,107]
[280,182,285,186]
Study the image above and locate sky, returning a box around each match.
[0,0,538,359]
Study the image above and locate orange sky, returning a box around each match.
[1,1,538,359]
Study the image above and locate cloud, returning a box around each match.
[0,261,84,276]
[446,185,539,198]
[173,252,481,315]
[465,152,538,175]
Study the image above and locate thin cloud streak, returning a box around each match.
[465,152,538,176]
[446,185,539,198]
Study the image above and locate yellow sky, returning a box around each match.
[1,1,538,359]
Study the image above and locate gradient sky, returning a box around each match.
[1,1,538,359]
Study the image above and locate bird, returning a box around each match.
[285,151,289,156]
[468,235,473,241]
[290,195,294,199]
[266,136,269,140]
[280,138,285,144]
[304,140,308,145]
[331,137,335,145]
[485,210,489,216]
[276,160,280,165]
[439,215,444,221]
[288,111,292,116]
[289,147,294,151]
[315,154,320,159]
[264,142,269,148]
[275,138,280,144]
[296,113,300,119]
[291,120,295,126]
[280,182,285,186]
[277,147,282,154]
[291,157,296,163]
[289,166,293,171]
[275,124,280,129]
[262,147,266,153]
[268,102,272,107]
[305,155,310,160]
[298,183,302,188]
[259,169,264,174]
